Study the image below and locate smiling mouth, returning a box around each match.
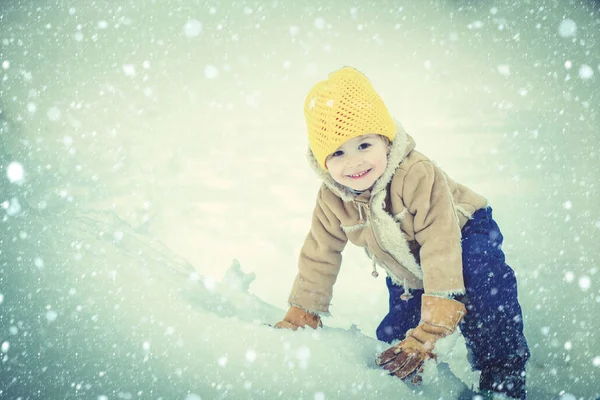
[347,169,372,179]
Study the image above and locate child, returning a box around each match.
[274,67,530,399]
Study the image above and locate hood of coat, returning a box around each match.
[306,122,416,202]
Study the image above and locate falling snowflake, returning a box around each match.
[578,65,593,80]
[558,19,577,37]
[46,310,58,323]
[6,161,24,183]
[314,18,326,30]
[47,107,61,121]
[578,276,591,290]
[497,64,511,76]
[246,349,257,363]
[217,355,228,367]
[205,65,219,79]
[123,64,136,77]
[183,19,202,37]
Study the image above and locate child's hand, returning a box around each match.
[375,295,466,384]
[274,306,322,330]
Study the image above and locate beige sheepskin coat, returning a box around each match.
[288,125,488,315]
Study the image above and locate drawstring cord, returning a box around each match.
[355,201,380,279]
[371,258,379,278]
[400,278,413,301]
[354,200,411,301]
[357,203,364,223]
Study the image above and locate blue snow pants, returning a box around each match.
[376,207,530,399]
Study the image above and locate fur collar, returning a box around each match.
[306,123,416,202]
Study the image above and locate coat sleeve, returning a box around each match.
[288,186,348,315]
[402,161,466,295]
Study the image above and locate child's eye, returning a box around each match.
[358,143,371,150]
[331,150,344,157]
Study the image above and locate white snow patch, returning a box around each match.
[245,349,257,363]
[296,345,311,369]
[203,276,216,292]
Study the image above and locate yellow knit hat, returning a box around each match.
[304,66,396,170]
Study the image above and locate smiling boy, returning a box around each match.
[325,134,390,192]
[275,66,530,399]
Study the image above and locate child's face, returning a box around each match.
[325,134,389,191]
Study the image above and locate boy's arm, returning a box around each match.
[402,161,465,296]
[277,186,348,328]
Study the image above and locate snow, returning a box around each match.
[5,161,24,183]
[204,65,219,79]
[578,65,594,80]
[1,0,599,399]
[558,19,577,38]
[183,19,203,38]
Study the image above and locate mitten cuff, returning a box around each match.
[420,295,466,332]
[283,306,322,329]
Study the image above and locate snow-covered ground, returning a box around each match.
[1,1,599,399]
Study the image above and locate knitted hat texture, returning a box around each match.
[304,67,396,170]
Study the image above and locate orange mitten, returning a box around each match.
[274,306,322,330]
[376,295,466,384]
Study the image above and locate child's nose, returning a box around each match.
[346,154,364,168]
